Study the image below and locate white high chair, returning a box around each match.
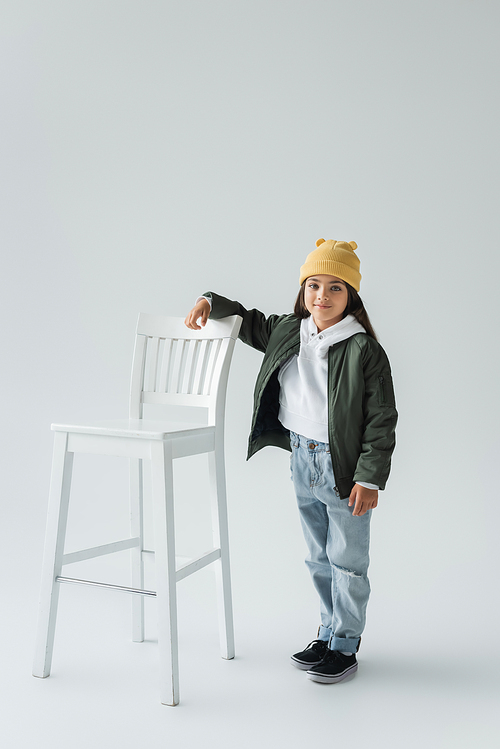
[33,312,242,706]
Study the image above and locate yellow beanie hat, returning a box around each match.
[299,238,361,291]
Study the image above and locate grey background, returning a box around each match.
[2,1,499,747]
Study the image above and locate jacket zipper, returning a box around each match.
[251,342,300,432]
[327,349,343,498]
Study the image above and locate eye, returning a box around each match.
[332,286,342,292]
[308,283,318,289]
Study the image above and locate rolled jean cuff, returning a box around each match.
[329,636,360,653]
[318,625,332,641]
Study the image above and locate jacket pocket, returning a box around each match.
[377,372,395,407]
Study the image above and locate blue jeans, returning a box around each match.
[290,432,371,653]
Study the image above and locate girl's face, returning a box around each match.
[304,274,349,331]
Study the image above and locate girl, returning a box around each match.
[185,238,397,684]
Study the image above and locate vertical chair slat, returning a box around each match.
[196,340,212,395]
[129,335,148,419]
[186,340,201,394]
[175,340,188,394]
[161,339,174,394]
[145,337,161,393]
[204,338,222,396]
[154,339,166,392]
[178,339,195,395]
[167,340,182,394]
[152,338,161,392]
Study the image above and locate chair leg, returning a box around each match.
[33,431,74,678]
[130,458,144,642]
[150,441,179,706]
[208,448,235,660]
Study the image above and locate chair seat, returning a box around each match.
[51,418,213,440]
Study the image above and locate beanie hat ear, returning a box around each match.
[317,238,357,251]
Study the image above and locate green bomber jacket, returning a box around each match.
[204,291,398,499]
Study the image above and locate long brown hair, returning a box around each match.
[293,280,378,341]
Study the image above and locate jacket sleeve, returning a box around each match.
[353,341,398,491]
[202,291,284,354]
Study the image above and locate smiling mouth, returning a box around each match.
[315,305,331,309]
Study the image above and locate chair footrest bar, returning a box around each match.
[62,538,141,565]
[56,576,156,597]
[176,548,221,582]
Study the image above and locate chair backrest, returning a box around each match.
[129,313,242,426]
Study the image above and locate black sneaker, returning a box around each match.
[290,639,329,670]
[306,649,358,683]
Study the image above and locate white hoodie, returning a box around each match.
[278,313,366,444]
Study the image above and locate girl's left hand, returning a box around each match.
[348,485,379,517]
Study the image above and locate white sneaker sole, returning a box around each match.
[306,663,358,683]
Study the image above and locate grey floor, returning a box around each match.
[5,562,499,749]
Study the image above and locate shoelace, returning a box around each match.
[305,639,328,653]
[321,649,354,664]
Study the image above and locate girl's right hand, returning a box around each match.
[184,298,211,330]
